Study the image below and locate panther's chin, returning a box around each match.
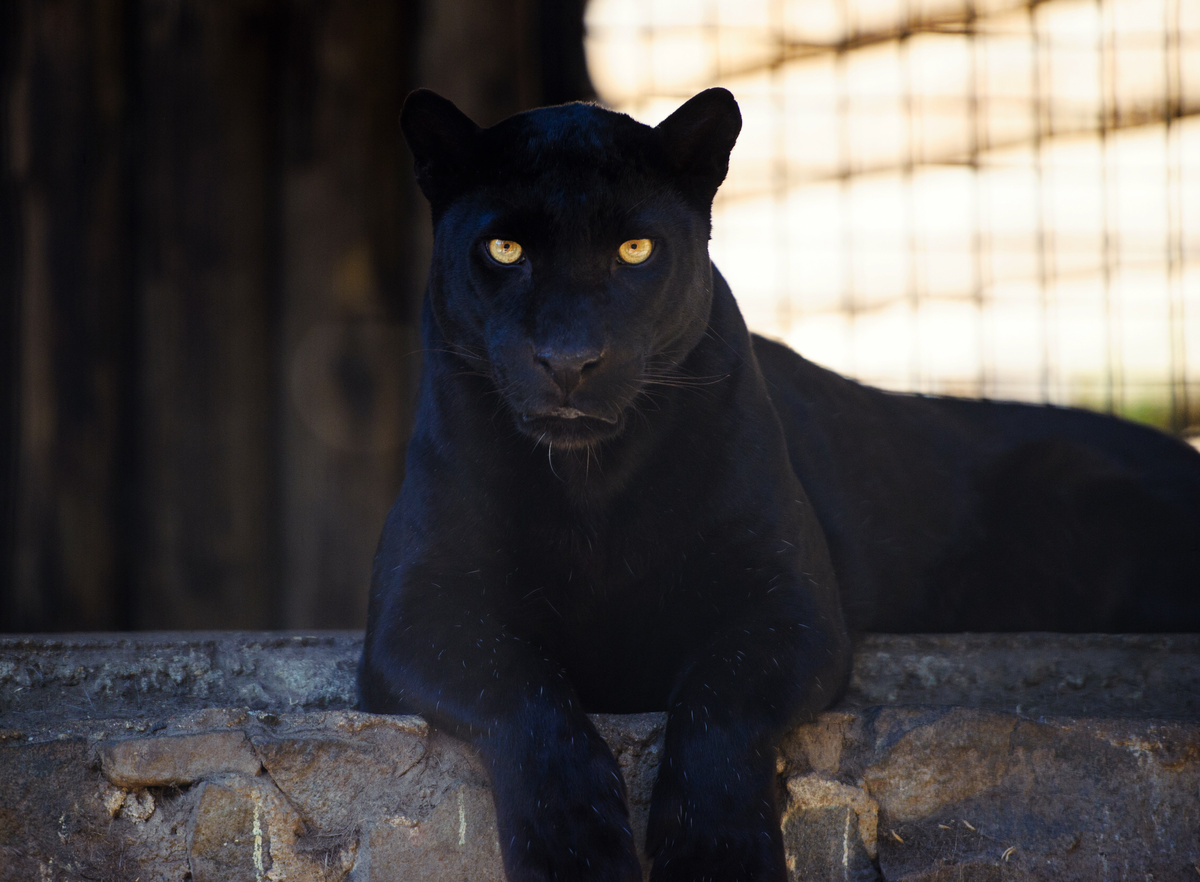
[518,408,624,449]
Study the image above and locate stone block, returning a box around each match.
[189,781,272,882]
[99,730,262,788]
[251,712,429,833]
[851,708,1200,881]
[359,783,504,882]
[782,775,879,881]
[185,772,358,882]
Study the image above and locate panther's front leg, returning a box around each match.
[360,580,642,882]
[645,606,849,882]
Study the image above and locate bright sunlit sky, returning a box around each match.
[585,0,1200,426]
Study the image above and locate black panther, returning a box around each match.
[359,88,1200,882]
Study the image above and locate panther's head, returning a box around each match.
[402,89,741,450]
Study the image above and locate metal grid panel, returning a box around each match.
[586,0,1200,431]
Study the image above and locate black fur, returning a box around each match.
[360,89,1200,882]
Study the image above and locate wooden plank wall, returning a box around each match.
[3,0,594,632]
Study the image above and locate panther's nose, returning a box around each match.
[534,347,605,396]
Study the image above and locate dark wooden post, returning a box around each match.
[6,0,136,630]
[275,0,420,629]
[131,1,283,628]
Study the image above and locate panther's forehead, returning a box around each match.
[472,175,682,256]
[513,102,629,154]
[481,102,664,188]
[462,107,676,239]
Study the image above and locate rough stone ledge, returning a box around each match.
[1,632,1197,881]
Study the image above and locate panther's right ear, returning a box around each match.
[655,88,742,206]
[400,90,481,208]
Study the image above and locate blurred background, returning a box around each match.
[3,0,1198,633]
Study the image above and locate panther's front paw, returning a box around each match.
[646,800,787,882]
[500,808,642,882]
[489,723,643,882]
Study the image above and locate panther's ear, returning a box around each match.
[400,89,482,208]
[655,88,742,204]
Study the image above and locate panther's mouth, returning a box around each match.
[518,407,624,448]
[523,407,620,425]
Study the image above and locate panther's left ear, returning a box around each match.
[400,89,482,211]
[655,88,742,204]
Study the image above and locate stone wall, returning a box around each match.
[1,632,1198,881]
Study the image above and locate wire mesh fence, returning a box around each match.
[586,0,1200,432]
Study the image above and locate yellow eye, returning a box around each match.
[487,239,523,264]
[618,239,653,265]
